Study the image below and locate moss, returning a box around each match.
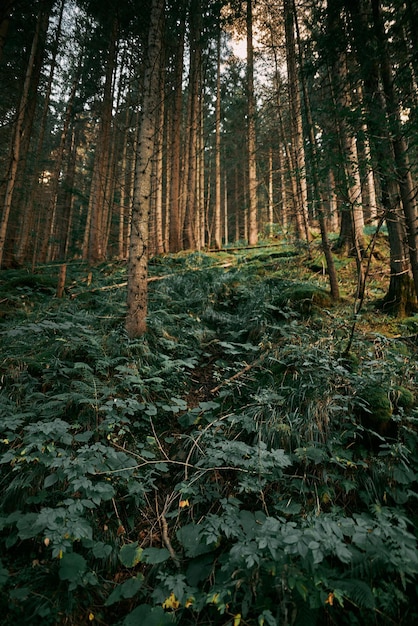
[378,273,418,317]
[401,316,418,331]
[357,384,393,426]
[341,352,360,372]
[278,283,333,314]
[391,386,415,411]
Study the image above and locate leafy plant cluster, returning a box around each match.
[0,247,418,625]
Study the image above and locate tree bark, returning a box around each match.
[346,0,417,314]
[325,1,365,257]
[214,17,222,250]
[284,0,310,243]
[247,0,258,246]
[183,0,201,250]
[126,0,165,338]
[371,0,418,299]
[295,8,340,300]
[154,66,165,255]
[15,0,65,265]
[168,3,186,253]
[0,2,52,267]
[38,65,79,262]
[86,16,118,263]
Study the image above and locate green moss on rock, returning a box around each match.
[279,283,333,314]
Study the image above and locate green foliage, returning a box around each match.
[1,248,418,625]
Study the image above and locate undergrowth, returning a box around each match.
[0,243,418,625]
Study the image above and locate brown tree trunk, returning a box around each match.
[0,1,52,267]
[346,0,417,314]
[15,0,65,265]
[168,5,186,253]
[126,0,165,338]
[183,0,201,250]
[268,147,274,235]
[325,2,365,257]
[371,0,418,299]
[117,105,131,260]
[199,104,206,248]
[62,128,77,259]
[296,10,340,300]
[214,18,222,250]
[154,74,165,256]
[224,171,228,245]
[38,66,79,262]
[247,0,258,246]
[284,0,310,243]
[87,16,118,263]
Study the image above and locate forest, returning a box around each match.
[1,0,418,624]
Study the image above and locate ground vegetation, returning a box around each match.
[0,238,418,625]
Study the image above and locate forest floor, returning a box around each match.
[1,232,418,626]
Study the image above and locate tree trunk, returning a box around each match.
[283,0,310,243]
[154,69,165,255]
[183,0,201,250]
[268,147,274,235]
[62,128,77,259]
[87,16,118,263]
[327,169,339,232]
[126,0,165,338]
[371,0,418,299]
[14,0,65,266]
[295,9,340,300]
[224,171,228,245]
[198,100,205,249]
[346,0,417,314]
[117,106,131,260]
[214,18,222,250]
[325,2,365,257]
[246,0,258,246]
[381,179,415,316]
[168,4,186,253]
[0,2,52,267]
[38,66,79,262]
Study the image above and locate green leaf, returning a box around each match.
[258,609,277,626]
[105,575,143,606]
[74,431,94,442]
[43,473,58,488]
[338,580,375,609]
[123,604,175,626]
[92,541,113,559]
[186,553,214,586]
[119,542,143,567]
[59,552,87,583]
[295,446,326,464]
[198,401,219,412]
[141,547,170,564]
[9,587,30,600]
[177,523,215,557]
